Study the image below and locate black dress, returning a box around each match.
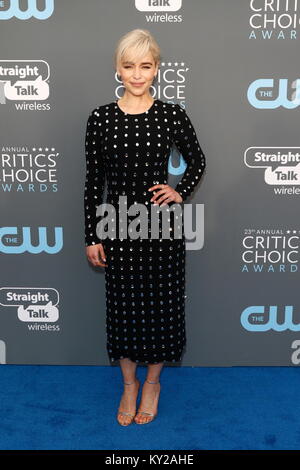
[84,98,206,364]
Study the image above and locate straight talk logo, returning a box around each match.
[135,0,183,22]
[244,147,300,195]
[0,287,60,331]
[0,60,50,110]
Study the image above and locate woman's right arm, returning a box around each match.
[84,107,107,267]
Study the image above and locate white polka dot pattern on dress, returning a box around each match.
[83,99,206,364]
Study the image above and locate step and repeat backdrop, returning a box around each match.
[1,0,300,366]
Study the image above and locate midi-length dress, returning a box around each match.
[84,98,206,364]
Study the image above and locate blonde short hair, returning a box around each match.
[114,29,161,72]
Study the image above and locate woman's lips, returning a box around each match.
[131,83,145,87]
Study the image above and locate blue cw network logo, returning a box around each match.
[247,78,300,109]
[0,0,54,20]
[241,305,300,331]
[0,227,63,253]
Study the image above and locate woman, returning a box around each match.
[84,29,206,426]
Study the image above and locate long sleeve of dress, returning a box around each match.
[84,107,106,246]
[172,104,206,202]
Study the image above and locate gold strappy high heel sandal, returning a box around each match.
[117,378,140,426]
[134,379,160,424]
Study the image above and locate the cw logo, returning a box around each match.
[0,0,54,20]
[0,227,63,253]
[241,306,300,331]
[247,78,300,109]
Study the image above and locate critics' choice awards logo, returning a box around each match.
[0,287,60,331]
[0,0,54,20]
[241,228,299,273]
[248,0,300,39]
[0,227,63,253]
[135,0,183,22]
[247,78,300,109]
[1,146,59,193]
[244,147,300,194]
[0,60,50,110]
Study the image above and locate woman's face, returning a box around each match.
[118,52,158,97]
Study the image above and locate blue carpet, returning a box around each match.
[0,365,299,450]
